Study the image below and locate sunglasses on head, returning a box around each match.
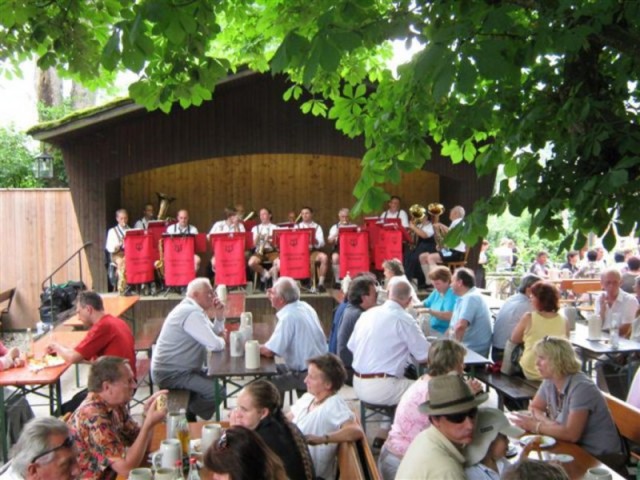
[31,436,74,463]
[442,407,478,424]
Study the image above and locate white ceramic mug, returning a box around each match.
[588,314,602,339]
[201,423,223,453]
[151,438,181,469]
[154,467,176,480]
[586,467,612,480]
[245,340,260,369]
[216,284,228,305]
[128,468,153,480]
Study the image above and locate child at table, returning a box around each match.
[0,340,35,447]
[464,408,524,480]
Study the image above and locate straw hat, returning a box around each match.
[464,408,525,466]
[419,375,489,416]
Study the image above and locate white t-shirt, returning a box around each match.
[290,393,355,480]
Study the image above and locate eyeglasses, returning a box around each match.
[31,436,74,463]
[442,407,478,424]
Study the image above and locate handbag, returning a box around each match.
[501,340,524,376]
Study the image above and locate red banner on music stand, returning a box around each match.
[339,230,370,278]
[374,226,403,270]
[124,231,154,284]
[163,235,196,286]
[277,229,311,279]
[211,233,247,287]
[148,220,172,262]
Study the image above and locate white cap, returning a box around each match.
[464,408,524,466]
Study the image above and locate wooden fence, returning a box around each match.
[0,189,92,330]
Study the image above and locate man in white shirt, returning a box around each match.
[0,417,79,480]
[296,207,329,292]
[348,280,429,405]
[595,268,639,336]
[133,203,154,230]
[151,278,226,420]
[207,207,246,274]
[260,277,328,394]
[105,209,130,295]
[327,208,356,287]
[379,195,409,228]
[248,207,279,286]
[165,209,201,274]
[420,205,467,282]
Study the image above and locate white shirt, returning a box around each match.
[595,289,639,329]
[251,223,277,250]
[208,220,245,235]
[295,221,325,249]
[291,393,355,480]
[264,301,328,371]
[387,275,421,305]
[380,209,409,228]
[0,466,22,480]
[448,217,466,253]
[166,223,198,234]
[348,300,429,377]
[327,222,357,243]
[134,217,152,229]
[105,224,130,253]
[465,458,511,480]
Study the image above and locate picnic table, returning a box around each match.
[62,294,140,331]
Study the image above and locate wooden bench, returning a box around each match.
[475,370,540,409]
[337,436,381,480]
[603,392,640,461]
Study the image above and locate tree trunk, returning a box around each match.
[70,82,97,110]
[35,67,63,120]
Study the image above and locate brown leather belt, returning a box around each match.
[353,372,395,379]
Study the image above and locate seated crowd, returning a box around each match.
[3,254,640,479]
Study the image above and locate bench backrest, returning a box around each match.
[338,441,365,479]
[603,392,640,445]
[570,280,601,295]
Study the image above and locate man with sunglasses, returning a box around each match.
[396,374,489,479]
[1,417,79,479]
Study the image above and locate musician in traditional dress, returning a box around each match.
[297,207,329,293]
[327,208,356,288]
[133,203,154,230]
[105,209,131,295]
[208,207,246,274]
[248,208,279,287]
[166,209,201,273]
[379,195,409,228]
[403,205,436,288]
[420,205,467,285]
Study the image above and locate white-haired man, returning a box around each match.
[420,205,467,284]
[151,277,226,419]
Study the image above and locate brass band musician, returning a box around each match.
[379,195,409,228]
[295,206,329,292]
[105,209,131,295]
[403,204,437,288]
[208,207,246,275]
[327,208,356,287]
[248,208,279,287]
[133,203,155,230]
[420,206,467,284]
[166,209,201,274]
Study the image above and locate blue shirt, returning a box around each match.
[423,287,458,334]
[328,300,348,354]
[451,288,493,357]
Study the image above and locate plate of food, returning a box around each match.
[28,355,65,371]
[520,434,556,448]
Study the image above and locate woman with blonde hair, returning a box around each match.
[511,337,624,471]
[511,281,568,380]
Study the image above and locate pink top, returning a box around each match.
[385,376,431,457]
[0,341,7,357]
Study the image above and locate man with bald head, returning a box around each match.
[166,209,201,274]
[348,280,429,405]
[595,268,639,337]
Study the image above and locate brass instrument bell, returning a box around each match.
[156,192,176,220]
[427,203,445,217]
[409,204,427,224]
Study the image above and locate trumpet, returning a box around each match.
[243,211,255,222]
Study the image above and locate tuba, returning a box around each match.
[409,204,427,225]
[428,203,447,250]
[156,192,176,221]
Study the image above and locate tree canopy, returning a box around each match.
[2,0,639,250]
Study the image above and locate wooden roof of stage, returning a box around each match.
[30,70,494,290]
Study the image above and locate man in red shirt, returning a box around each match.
[47,291,136,375]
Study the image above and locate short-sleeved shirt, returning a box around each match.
[265,301,327,371]
[450,288,493,357]
[492,293,532,349]
[396,426,466,479]
[291,393,355,480]
[594,289,639,329]
[75,315,136,376]
[385,377,431,457]
[423,287,458,334]
[537,372,622,456]
[348,300,429,378]
[68,392,140,479]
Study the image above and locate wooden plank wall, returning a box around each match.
[120,153,440,233]
[0,189,93,330]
